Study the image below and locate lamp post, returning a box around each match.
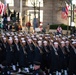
[20,0,22,26]
[39,0,41,25]
[70,0,76,34]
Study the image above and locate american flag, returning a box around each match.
[61,3,69,19]
[61,7,67,19]
[0,1,4,16]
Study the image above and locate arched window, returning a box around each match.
[6,0,14,6]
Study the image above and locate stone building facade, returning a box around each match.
[1,0,74,27]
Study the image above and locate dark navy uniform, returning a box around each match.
[13,43,20,66]
[18,44,27,68]
[51,46,64,74]
[34,46,44,71]
[1,41,7,63]
[43,45,51,70]
[6,43,14,66]
[68,45,76,75]
[0,41,3,64]
[27,43,35,65]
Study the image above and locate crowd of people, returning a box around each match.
[0,31,76,75]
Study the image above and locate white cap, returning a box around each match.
[43,41,47,44]
[71,39,74,41]
[6,33,10,36]
[9,37,12,39]
[59,34,62,36]
[62,37,65,40]
[33,38,37,41]
[65,41,69,43]
[31,35,34,38]
[22,40,26,43]
[51,40,53,42]
[45,37,48,39]
[20,33,23,35]
[72,34,74,36]
[8,38,12,41]
[72,41,76,44]
[56,35,59,37]
[18,35,21,37]
[15,38,18,40]
[36,35,39,38]
[14,36,17,38]
[53,36,55,38]
[21,38,25,40]
[54,42,58,45]
[68,36,71,38]
[38,41,42,44]
[28,39,32,42]
[61,41,65,44]
[3,37,6,40]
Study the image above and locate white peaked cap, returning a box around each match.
[6,33,10,36]
[51,40,53,42]
[43,41,47,44]
[72,34,74,36]
[68,36,71,38]
[54,42,58,45]
[71,39,74,41]
[61,41,65,44]
[22,40,26,43]
[31,35,34,38]
[38,41,42,44]
[11,33,14,35]
[9,37,12,39]
[3,37,6,40]
[53,36,55,38]
[39,37,42,40]
[36,35,39,38]
[62,37,65,40]
[15,38,18,40]
[18,35,21,36]
[20,33,23,35]
[72,41,76,44]
[21,38,25,40]
[65,41,69,43]
[14,36,17,38]
[28,39,32,42]
[45,37,48,39]
[33,38,37,40]
[8,38,12,41]
[56,35,59,37]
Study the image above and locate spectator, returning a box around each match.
[57,25,62,34]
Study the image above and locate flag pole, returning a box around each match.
[20,0,22,26]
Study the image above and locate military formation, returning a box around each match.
[0,31,76,75]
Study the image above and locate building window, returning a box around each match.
[6,0,14,6]
[27,0,43,7]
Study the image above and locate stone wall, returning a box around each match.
[43,0,69,27]
[1,0,69,27]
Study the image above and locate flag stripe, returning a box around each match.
[61,3,69,19]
